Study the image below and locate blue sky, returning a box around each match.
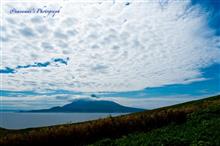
[0,0,220,110]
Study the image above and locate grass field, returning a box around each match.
[90,99,220,146]
[0,95,220,146]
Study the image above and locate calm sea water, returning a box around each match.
[0,112,125,129]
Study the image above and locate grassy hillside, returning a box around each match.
[0,95,220,146]
[91,99,220,146]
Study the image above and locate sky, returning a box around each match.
[0,0,220,110]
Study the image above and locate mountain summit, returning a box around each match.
[29,99,144,113]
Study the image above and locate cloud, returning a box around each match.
[191,0,220,35]
[19,26,36,37]
[1,0,220,93]
[1,92,91,110]
[99,94,213,109]
[31,16,43,23]
[54,30,69,39]
[41,42,54,49]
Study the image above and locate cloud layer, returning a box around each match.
[1,0,220,92]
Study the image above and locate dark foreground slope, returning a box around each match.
[91,97,220,146]
[0,95,220,146]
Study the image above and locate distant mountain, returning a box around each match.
[28,99,144,113]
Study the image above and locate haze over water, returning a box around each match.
[0,112,124,129]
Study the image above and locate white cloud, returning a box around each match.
[1,0,220,92]
[99,94,214,109]
[2,93,92,110]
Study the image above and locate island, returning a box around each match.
[27,99,145,113]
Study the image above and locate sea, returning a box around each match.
[0,112,125,129]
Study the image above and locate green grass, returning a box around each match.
[0,95,220,146]
[90,104,220,146]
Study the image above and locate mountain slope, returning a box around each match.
[28,99,144,113]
